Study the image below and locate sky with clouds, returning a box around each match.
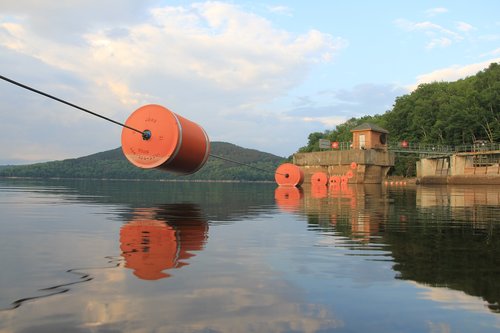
[0,0,499,164]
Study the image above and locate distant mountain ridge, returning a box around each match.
[0,142,285,181]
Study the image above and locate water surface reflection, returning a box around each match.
[120,204,208,280]
[280,183,500,314]
[1,179,499,332]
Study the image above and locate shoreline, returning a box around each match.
[0,176,276,184]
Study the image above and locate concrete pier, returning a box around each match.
[293,123,395,184]
[417,150,500,185]
[293,149,395,184]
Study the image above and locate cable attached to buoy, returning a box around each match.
[0,74,144,136]
[208,153,287,176]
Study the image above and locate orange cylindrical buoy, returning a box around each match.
[121,104,210,175]
[329,175,341,185]
[311,171,328,185]
[275,163,304,187]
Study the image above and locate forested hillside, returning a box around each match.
[0,142,285,181]
[298,62,499,175]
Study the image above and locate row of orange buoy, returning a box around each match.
[311,167,356,186]
[384,181,408,186]
[275,162,358,187]
[124,104,363,183]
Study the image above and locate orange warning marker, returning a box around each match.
[311,171,328,185]
[329,175,341,185]
[275,163,304,187]
[121,104,210,175]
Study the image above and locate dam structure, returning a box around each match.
[293,123,395,184]
[416,143,500,185]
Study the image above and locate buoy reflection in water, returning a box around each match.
[120,203,208,280]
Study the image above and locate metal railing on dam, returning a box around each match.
[324,141,500,158]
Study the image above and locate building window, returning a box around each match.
[359,134,366,149]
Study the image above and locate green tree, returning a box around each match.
[298,62,500,176]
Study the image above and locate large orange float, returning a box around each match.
[274,163,304,187]
[121,104,210,175]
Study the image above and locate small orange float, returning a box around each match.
[311,171,328,185]
[350,162,358,170]
[275,163,304,187]
[346,170,354,179]
[329,175,341,185]
[121,104,210,175]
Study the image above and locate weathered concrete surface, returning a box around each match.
[416,176,448,185]
[417,153,500,184]
[448,175,500,185]
[294,150,394,166]
[293,150,395,184]
[418,175,500,185]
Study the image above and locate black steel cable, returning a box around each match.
[0,75,144,135]
[209,153,286,176]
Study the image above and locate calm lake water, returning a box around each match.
[0,179,499,333]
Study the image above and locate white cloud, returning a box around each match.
[267,5,293,16]
[479,34,500,41]
[394,16,471,50]
[281,83,406,132]
[395,19,460,39]
[414,21,447,32]
[411,281,497,315]
[0,1,346,162]
[426,37,452,49]
[480,48,500,57]
[456,21,475,32]
[301,116,346,128]
[425,7,448,17]
[408,58,500,90]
